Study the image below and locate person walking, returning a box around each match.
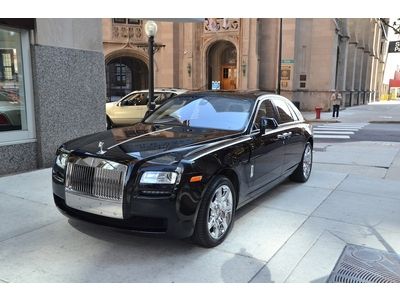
[330,91,342,118]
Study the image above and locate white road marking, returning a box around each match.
[314,128,361,131]
[314,134,351,139]
[313,123,367,140]
[314,131,355,134]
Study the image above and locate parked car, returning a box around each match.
[52,91,313,247]
[0,91,21,131]
[106,88,188,129]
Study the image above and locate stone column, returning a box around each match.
[360,49,370,104]
[247,19,258,89]
[371,56,379,101]
[336,36,349,107]
[258,19,279,92]
[354,46,364,105]
[362,50,372,104]
[345,42,358,106]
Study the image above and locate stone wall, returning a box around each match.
[31,45,106,168]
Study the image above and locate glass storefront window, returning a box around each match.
[0,28,26,132]
[0,26,34,144]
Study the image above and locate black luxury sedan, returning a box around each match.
[52,91,313,247]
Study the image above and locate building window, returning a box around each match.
[127,19,141,25]
[0,26,35,145]
[113,18,126,24]
[115,63,126,85]
[113,18,142,26]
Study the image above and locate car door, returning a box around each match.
[112,93,149,125]
[248,99,287,194]
[271,97,305,174]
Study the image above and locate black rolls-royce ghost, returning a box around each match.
[52,91,313,247]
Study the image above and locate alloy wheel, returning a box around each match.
[207,185,233,240]
[302,143,312,179]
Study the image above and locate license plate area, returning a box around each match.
[65,190,123,219]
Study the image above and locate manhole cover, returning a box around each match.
[328,244,400,283]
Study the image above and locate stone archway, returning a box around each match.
[206,40,238,90]
[105,50,149,101]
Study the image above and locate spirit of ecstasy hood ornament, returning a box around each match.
[97,141,106,154]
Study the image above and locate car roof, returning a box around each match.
[176,90,281,101]
[126,88,188,95]
[121,89,289,103]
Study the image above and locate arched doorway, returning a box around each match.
[207,41,237,90]
[106,56,148,101]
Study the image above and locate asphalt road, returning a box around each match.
[353,123,400,142]
[313,122,400,143]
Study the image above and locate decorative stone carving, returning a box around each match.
[112,25,144,42]
[204,18,240,33]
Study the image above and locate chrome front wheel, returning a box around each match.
[193,176,236,248]
[207,185,234,240]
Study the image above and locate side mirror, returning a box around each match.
[260,116,278,135]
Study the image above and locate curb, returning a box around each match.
[369,121,400,124]
[305,119,341,123]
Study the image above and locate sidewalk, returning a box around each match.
[1,100,400,282]
[302,100,400,123]
[0,139,399,282]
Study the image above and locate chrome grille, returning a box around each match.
[65,157,127,202]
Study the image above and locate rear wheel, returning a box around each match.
[290,142,313,182]
[192,176,236,248]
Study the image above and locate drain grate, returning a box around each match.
[328,244,400,283]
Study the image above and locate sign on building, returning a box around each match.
[388,41,400,53]
[280,59,294,90]
[211,81,220,90]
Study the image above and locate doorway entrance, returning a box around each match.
[106,56,148,101]
[207,41,237,90]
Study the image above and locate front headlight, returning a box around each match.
[140,171,179,184]
[55,149,69,169]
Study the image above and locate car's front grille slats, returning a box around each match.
[65,158,127,202]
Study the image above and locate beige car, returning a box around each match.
[106,88,188,129]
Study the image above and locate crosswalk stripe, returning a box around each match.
[314,128,361,131]
[316,126,365,129]
[314,134,351,139]
[313,123,367,140]
[314,131,354,134]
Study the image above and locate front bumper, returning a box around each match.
[53,175,198,239]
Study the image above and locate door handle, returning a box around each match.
[283,132,292,138]
[277,132,292,140]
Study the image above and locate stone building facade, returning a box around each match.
[0,19,106,175]
[103,18,388,111]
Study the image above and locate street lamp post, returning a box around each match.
[277,18,283,95]
[145,20,158,112]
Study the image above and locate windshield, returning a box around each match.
[145,95,254,131]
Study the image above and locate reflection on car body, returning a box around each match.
[53,91,313,247]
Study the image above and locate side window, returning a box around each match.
[155,93,177,105]
[121,93,148,106]
[273,99,295,124]
[134,93,148,106]
[120,94,137,106]
[287,102,300,121]
[252,100,276,130]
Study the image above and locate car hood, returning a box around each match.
[63,123,242,164]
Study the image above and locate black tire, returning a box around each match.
[106,116,113,130]
[290,141,313,182]
[192,176,236,248]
